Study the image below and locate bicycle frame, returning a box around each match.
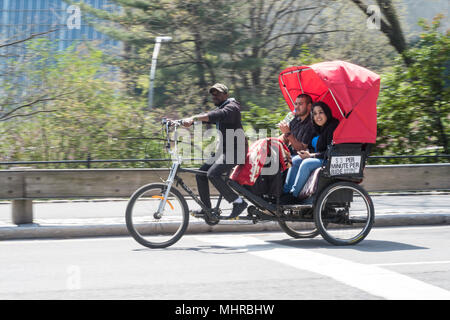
[157,118,311,221]
[176,168,224,215]
[156,119,223,219]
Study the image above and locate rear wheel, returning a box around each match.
[314,181,374,246]
[126,183,189,248]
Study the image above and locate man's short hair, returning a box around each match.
[296,93,312,105]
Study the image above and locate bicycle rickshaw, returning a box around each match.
[125,60,381,248]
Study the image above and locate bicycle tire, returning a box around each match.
[125,183,189,248]
[314,181,375,246]
[278,220,320,239]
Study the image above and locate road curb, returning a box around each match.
[374,213,450,227]
[0,214,449,240]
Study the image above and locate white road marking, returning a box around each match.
[373,261,450,267]
[196,235,450,300]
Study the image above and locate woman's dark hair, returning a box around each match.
[311,101,334,131]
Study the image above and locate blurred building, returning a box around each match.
[0,0,120,53]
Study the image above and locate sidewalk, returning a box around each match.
[0,193,449,240]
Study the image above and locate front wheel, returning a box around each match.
[278,214,320,239]
[125,183,189,248]
[314,181,375,246]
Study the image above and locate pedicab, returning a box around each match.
[125,60,381,248]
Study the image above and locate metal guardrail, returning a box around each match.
[368,155,450,160]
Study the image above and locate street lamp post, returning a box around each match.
[148,36,172,109]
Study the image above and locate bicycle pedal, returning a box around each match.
[190,212,205,218]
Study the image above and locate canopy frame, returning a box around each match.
[328,88,345,119]
[279,67,346,119]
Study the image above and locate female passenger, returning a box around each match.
[282,101,339,199]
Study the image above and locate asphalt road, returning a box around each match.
[0,225,449,300]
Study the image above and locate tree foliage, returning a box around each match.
[376,15,449,160]
[0,40,164,167]
[70,0,347,110]
[349,0,411,66]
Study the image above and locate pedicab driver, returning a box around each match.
[182,83,248,219]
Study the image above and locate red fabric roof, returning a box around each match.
[279,60,380,144]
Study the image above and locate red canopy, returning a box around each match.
[278,60,380,144]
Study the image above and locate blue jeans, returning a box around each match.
[288,158,324,197]
[283,155,303,193]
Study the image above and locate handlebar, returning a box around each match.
[161,118,185,157]
[161,118,185,127]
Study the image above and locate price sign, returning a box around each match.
[329,156,362,175]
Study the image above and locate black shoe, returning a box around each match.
[227,201,248,220]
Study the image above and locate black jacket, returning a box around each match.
[206,98,246,154]
[314,118,339,159]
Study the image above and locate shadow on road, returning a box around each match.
[133,245,251,255]
[132,238,427,254]
[269,238,428,252]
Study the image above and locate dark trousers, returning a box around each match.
[196,153,239,209]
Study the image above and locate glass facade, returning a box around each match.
[0,0,120,53]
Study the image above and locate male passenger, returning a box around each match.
[278,94,314,194]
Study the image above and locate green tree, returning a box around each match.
[69,0,346,111]
[0,33,69,122]
[376,15,449,159]
[349,0,412,66]
[0,40,164,167]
